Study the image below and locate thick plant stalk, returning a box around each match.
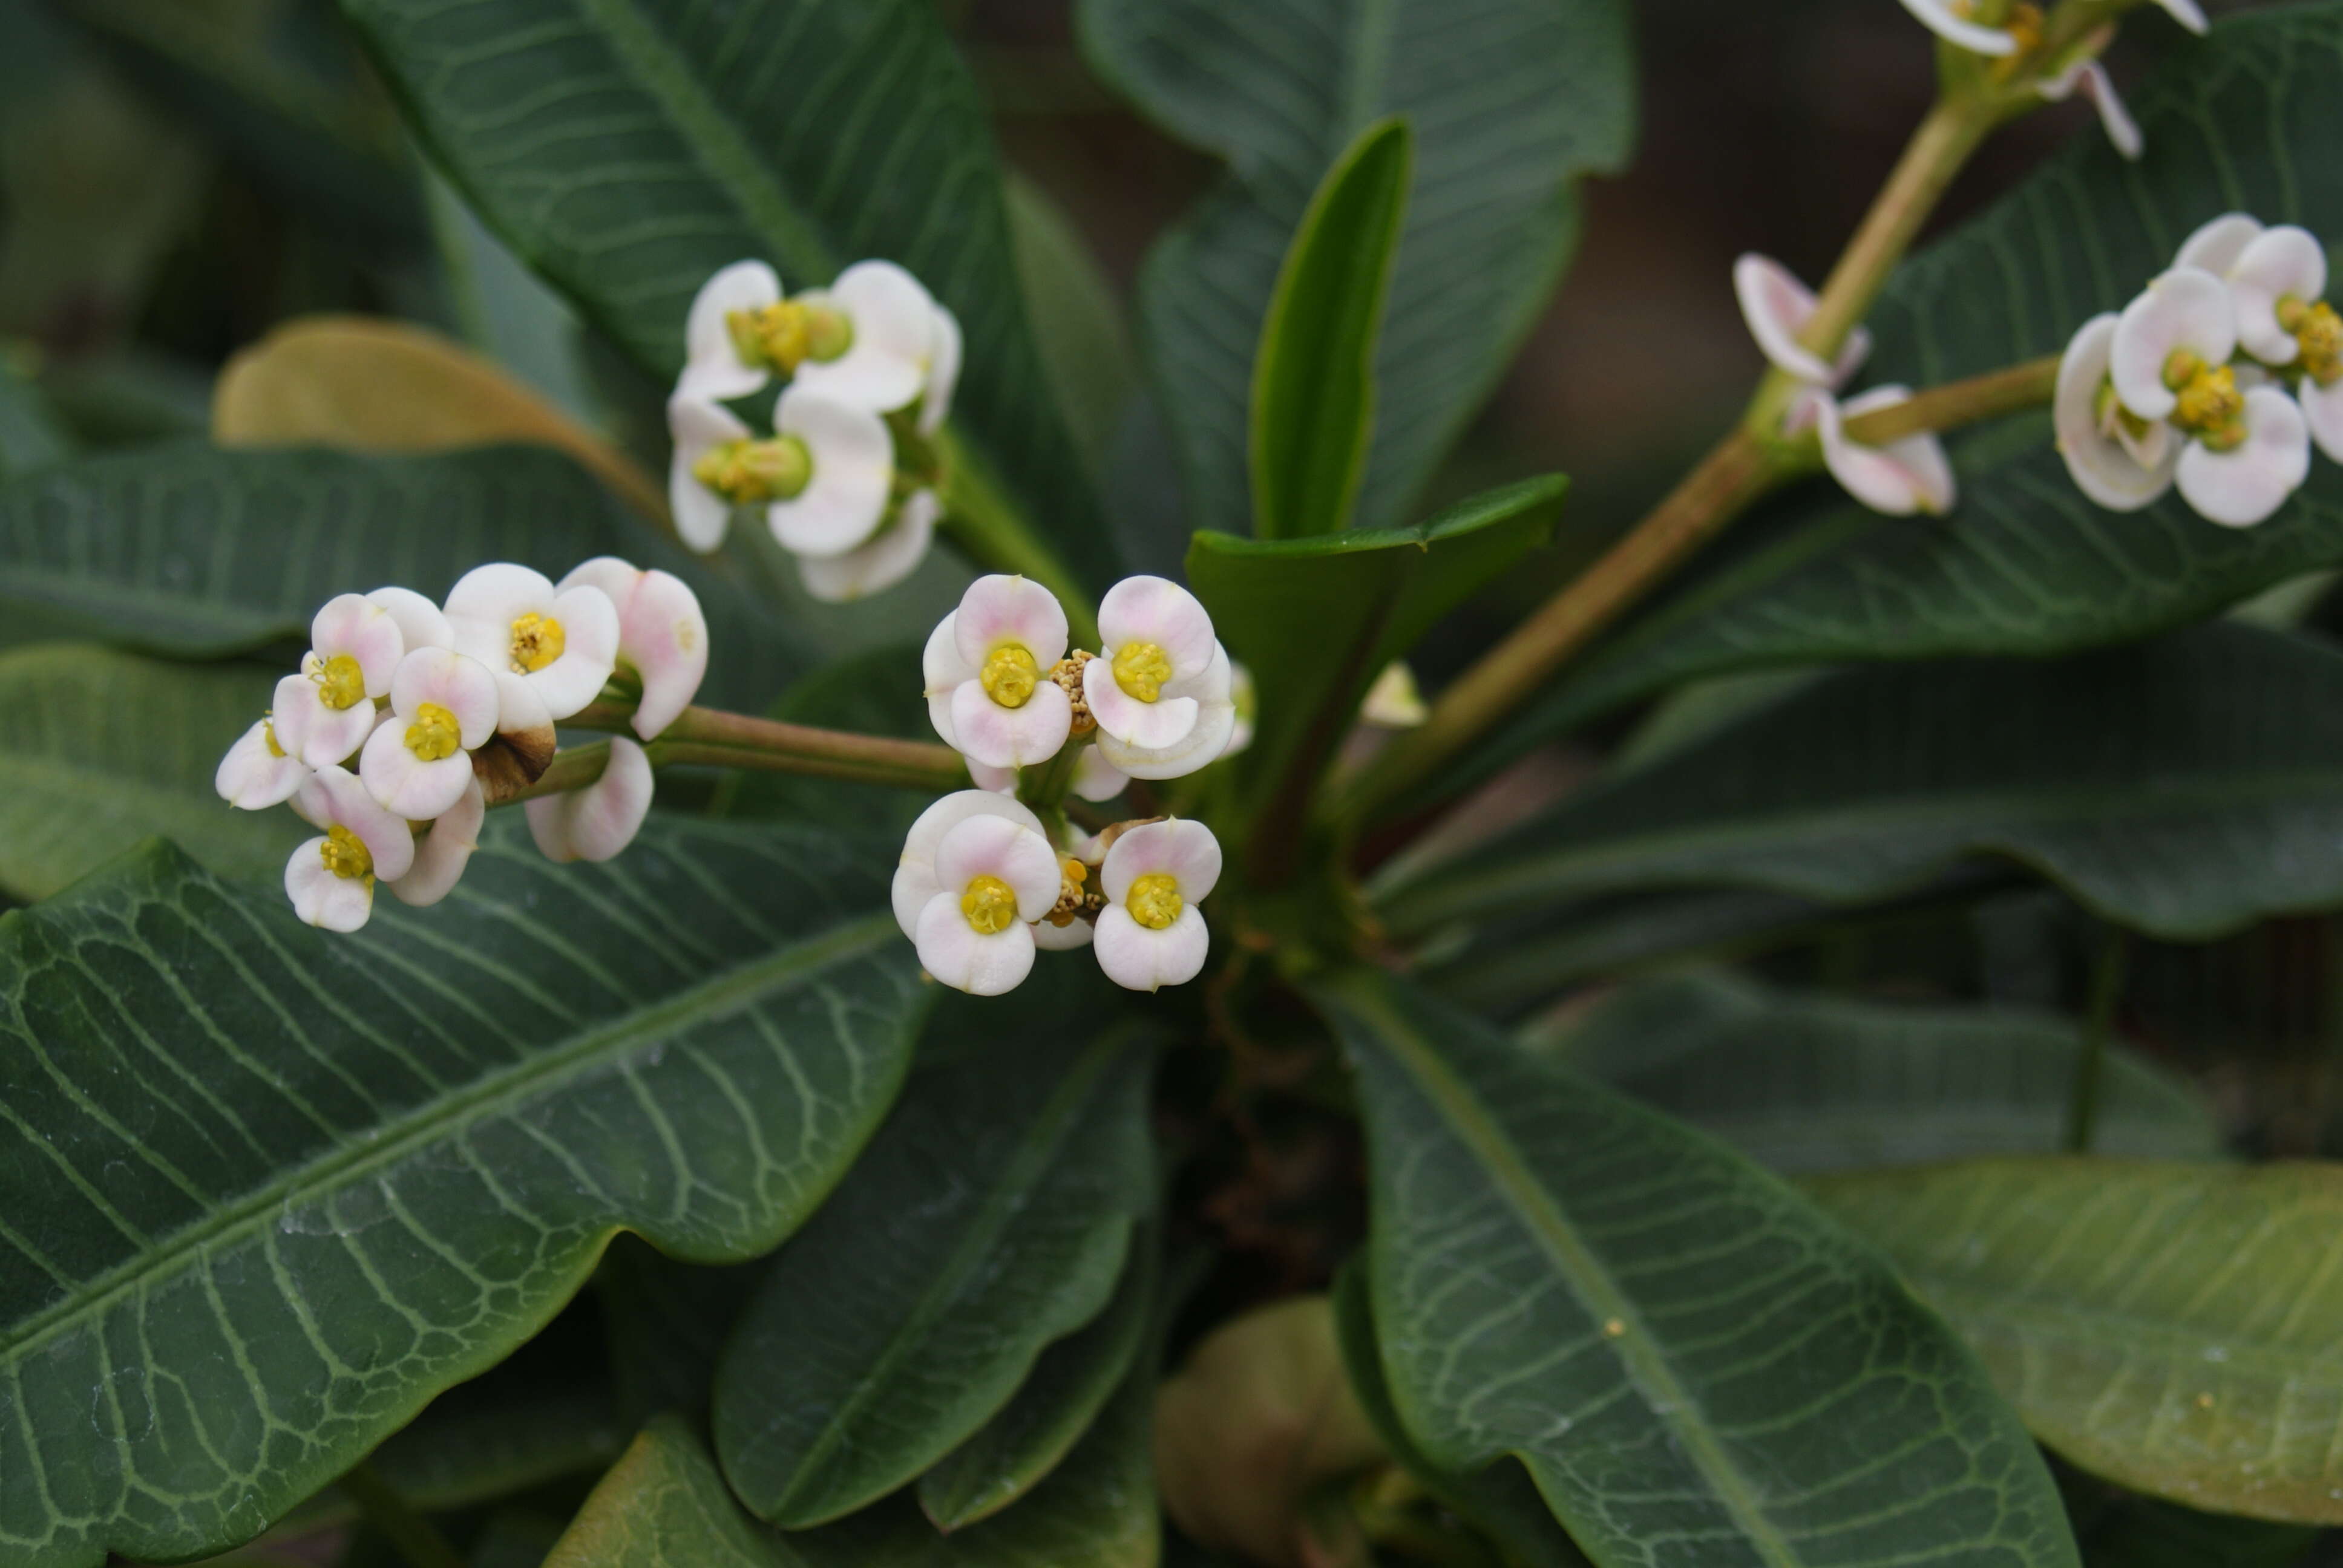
[497,706,969,804]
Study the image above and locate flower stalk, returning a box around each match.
[519,702,968,803]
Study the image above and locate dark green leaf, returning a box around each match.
[713,982,1156,1526]
[1814,1158,2343,1523]
[1004,174,1136,490]
[2078,1495,2320,1568]
[0,642,308,899]
[0,364,74,477]
[1313,967,2079,1568]
[595,1235,762,1431]
[1536,970,2220,1172]
[0,817,927,1568]
[340,0,1113,591]
[1080,0,1632,535]
[1388,622,2343,942]
[1250,118,1411,541]
[709,645,937,838]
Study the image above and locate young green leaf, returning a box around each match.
[1250,118,1412,540]
[1813,1158,2343,1523]
[1312,968,2080,1568]
[0,819,927,1568]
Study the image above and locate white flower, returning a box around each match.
[217,714,310,809]
[557,558,709,740]
[1359,662,1428,728]
[1220,663,1256,760]
[1095,643,1237,780]
[1086,575,1230,751]
[1093,818,1221,993]
[1789,385,1956,516]
[525,736,654,863]
[1733,254,1871,387]
[2110,267,2236,423]
[2226,226,2329,365]
[678,260,785,402]
[791,261,945,415]
[797,488,937,604]
[2175,385,2310,527]
[284,764,415,933]
[925,575,1074,769]
[897,794,1063,996]
[1071,746,1130,803]
[366,586,453,654]
[444,563,620,722]
[2055,312,2178,510]
[2039,59,2140,160]
[667,395,749,554]
[273,592,404,767]
[2177,213,2266,276]
[358,647,502,820]
[388,779,483,908]
[1897,0,2020,55]
[920,305,963,437]
[767,387,896,558]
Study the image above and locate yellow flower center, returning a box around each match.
[404,701,462,762]
[320,824,373,882]
[1127,873,1182,930]
[1112,642,1173,703]
[2286,299,2343,387]
[980,644,1040,709]
[2164,353,2246,446]
[690,437,811,504]
[960,874,1019,934]
[261,717,286,759]
[312,653,367,711]
[724,300,853,371]
[508,612,566,674]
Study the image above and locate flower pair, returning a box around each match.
[666,260,958,603]
[894,792,1222,996]
[2057,214,2338,528]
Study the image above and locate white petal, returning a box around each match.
[1093,905,1209,993]
[387,779,483,907]
[525,735,655,862]
[1102,817,1223,904]
[1220,664,1257,759]
[1815,387,1957,516]
[2111,268,2237,421]
[558,556,642,607]
[273,671,377,769]
[920,305,962,436]
[1071,746,1129,803]
[295,763,415,881]
[495,669,554,743]
[767,388,893,557]
[2054,313,2178,511]
[796,489,936,603]
[2176,214,2264,275]
[518,584,622,720]
[1896,0,2018,53]
[2176,385,2312,527]
[390,647,501,749]
[952,574,1070,669]
[1734,254,1850,386]
[1032,914,1096,951]
[915,892,1035,995]
[2230,226,2328,365]
[1098,575,1217,676]
[2154,0,2208,34]
[312,593,404,696]
[666,395,750,554]
[968,760,1017,792]
[626,572,709,739]
[791,261,938,413]
[923,612,968,748]
[949,679,1074,769]
[445,562,554,635]
[1358,661,1428,727]
[359,722,475,820]
[2071,62,2143,161]
[1093,645,1237,780]
[285,839,374,933]
[678,260,781,402]
[1084,656,1201,750]
[895,789,1046,938]
[216,719,310,808]
[366,586,451,653]
[2300,376,2343,465]
[932,814,1062,920]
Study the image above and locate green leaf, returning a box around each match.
[713,984,1157,1526]
[1312,967,2079,1568]
[1386,622,2343,942]
[0,817,928,1568]
[1535,970,2221,1173]
[709,645,938,838]
[425,167,598,424]
[1004,173,1137,490]
[2078,1496,2321,1568]
[917,1223,1159,1532]
[1080,0,1632,535]
[595,1234,763,1430]
[0,362,74,477]
[1188,475,1562,875]
[339,0,1113,592]
[1812,1158,2343,1524]
[1250,118,1411,541]
[0,642,308,899]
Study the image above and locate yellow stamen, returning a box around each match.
[404,701,462,762]
[961,874,1018,934]
[508,613,566,675]
[319,824,374,882]
[261,717,286,759]
[802,303,854,363]
[1127,873,1182,930]
[312,653,367,711]
[1112,642,1173,703]
[2171,363,2245,442]
[2297,301,2343,387]
[980,645,1040,709]
[690,437,811,504]
[727,301,810,372]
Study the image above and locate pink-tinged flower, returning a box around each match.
[525,736,655,863]
[1072,746,1129,803]
[1086,575,1229,750]
[358,647,502,819]
[2177,214,2265,276]
[2039,59,2140,160]
[678,260,785,402]
[285,764,415,933]
[2055,313,2177,511]
[790,261,945,415]
[892,791,1049,938]
[1094,818,1221,993]
[388,779,483,908]
[217,713,310,809]
[905,803,1063,996]
[1733,254,1872,387]
[1095,643,1237,780]
[2109,267,2237,423]
[797,489,938,604]
[444,563,620,722]
[274,592,405,767]
[557,558,709,740]
[1791,385,1957,517]
[2175,385,2310,527]
[925,576,1074,769]
[366,586,452,654]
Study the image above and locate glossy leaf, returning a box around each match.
[339,0,1113,590]
[713,985,1156,1527]
[1081,0,1632,535]
[0,366,73,477]
[0,642,307,899]
[1004,173,1137,489]
[1250,118,1411,540]
[425,167,600,423]
[1535,970,2221,1172]
[1814,1158,2343,1523]
[1388,622,2343,942]
[1314,967,2079,1568]
[0,818,928,1568]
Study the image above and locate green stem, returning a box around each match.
[937,431,1101,648]
[338,1462,468,1568]
[1018,734,1089,816]
[489,706,969,805]
[2064,921,2129,1154]
[1839,353,2059,446]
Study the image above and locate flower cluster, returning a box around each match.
[666,260,958,603]
[2057,214,2339,528]
[215,559,706,932]
[1901,0,2206,160]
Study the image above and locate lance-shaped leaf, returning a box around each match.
[0,818,927,1568]
[0,642,307,900]
[1250,118,1412,541]
[713,982,1157,1526]
[338,0,1113,592]
[1386,622,2343,943]
[1080,0,1632,535]
[1813,1158,2343,1523]
[1312,968,2079,1568]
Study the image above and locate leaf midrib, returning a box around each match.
[1347,981,1804,1568]
[0,900,900,1361]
